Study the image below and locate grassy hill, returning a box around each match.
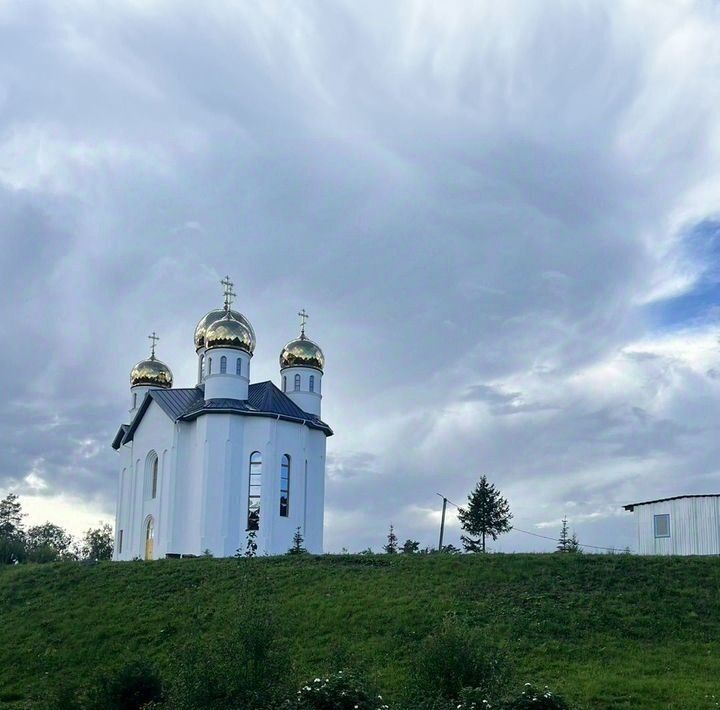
[1,553,720,709]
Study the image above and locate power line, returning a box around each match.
[436,494,628,553]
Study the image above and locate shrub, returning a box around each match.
[167,607,289,709]
[287,671,388,710]
[81,660,164,710]
[411,617,507,702]
[505,683,569,709]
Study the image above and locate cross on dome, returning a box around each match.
[148,331,159,359]
[298,308,309,337]
[221,275,236,310]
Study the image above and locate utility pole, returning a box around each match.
[436,493,448,551]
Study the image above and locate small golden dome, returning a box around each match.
[280,334,325,372]
[205,312,255,353]
[194,308,256,351]
[130,356,173,388]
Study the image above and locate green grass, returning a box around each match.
[1,553,720,708]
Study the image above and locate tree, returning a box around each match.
[556,517,571,553]
[26,522,75,562]
[441,544,461,554]
[0,493,24,539]
[383,524,398,554]
[80,523,114,561]
[402,539,420,554]
[287,527,307,555]
[567,532,581,553]
[458,475,512,553]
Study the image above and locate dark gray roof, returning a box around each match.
[113,381,332,449]
[623,494,720,511]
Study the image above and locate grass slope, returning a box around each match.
[1,553,720,709]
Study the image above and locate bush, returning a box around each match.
[286,671,388,710]
[505,683,569,709]
[167,608,290,709]
[79,660,164,710]
[411,617,507,702]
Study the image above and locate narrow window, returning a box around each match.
[283,376,287,392]
[208,357,213,375]
[220,355,227,374]
[199,354,205,381]
[132,392,137,408]
[118,529,123,554]
[294,374,301,391]
[654,514,670,538]
[280,454,290,517]
[247,452,262,530]
[236,358,242,376]
[151,457,159,499]
[309,375,315,392]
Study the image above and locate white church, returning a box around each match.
[111,278,332,560]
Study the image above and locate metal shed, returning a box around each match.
[624,495,720,555]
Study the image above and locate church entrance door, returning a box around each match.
[145,517,154,560]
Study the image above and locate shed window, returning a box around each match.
[220,355,227,374]
[236,358,242,375]
[279,454,290,517]
[294,374,301,391]
[654,513,670,538]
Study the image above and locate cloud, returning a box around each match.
[1,1,720,553]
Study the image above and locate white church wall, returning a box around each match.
[632,496,720,555]
[114,401,175,560]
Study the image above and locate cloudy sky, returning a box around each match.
[2,0,720,553]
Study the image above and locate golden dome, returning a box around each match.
[194,308,256,351]
[279,334,325,372]
[205,312,255,353]
[130,356,173,388]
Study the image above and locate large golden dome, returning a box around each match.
[130,356,173,388]
[279,334,325,372]
[194,308,256,351]
[205,312,255,353]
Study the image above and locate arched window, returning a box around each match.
[309,375,315,392]
[236,358,242,376]
[247,452,262,531]
[208,357,213,375]
[294,374,301,391]
[220,355,227,373]
[151,456,159,499]
[283,376,287,392]
[279,454,290,517]
[144,517,154,560]
[145,452,158,500]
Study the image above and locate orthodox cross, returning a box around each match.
[221,275,236,310]
[298,308,309,336]
[148,331,159,358]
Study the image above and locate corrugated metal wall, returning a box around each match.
[634,497,720,555]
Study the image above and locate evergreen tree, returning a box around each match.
[245,530,258,557]
[383,524,398,554]
[556,517,571,553]
[401,539,420,554]
[287,527,307,555]
[80,523,114,561]
[0,493,24,539]
[567,532,581,553]
[458,475,512,553]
